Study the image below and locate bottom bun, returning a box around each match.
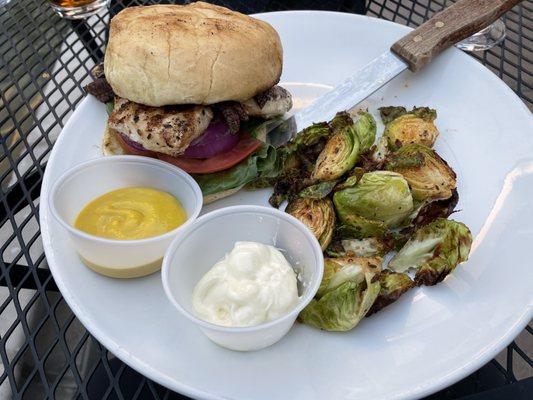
[102,125,245,204]
[203,185,245,205]
[102,125,126,156]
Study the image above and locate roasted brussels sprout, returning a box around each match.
[389,218,472,285]
[286,197,335,250]
[381,106,439,149]
[368,270,414,316]
[333,171,414,233]
[317,256,382,298]
[312,123,360,181]
[388,143,456,201]
[299,257,381,331]
[299,180,338,199]
[311,112,377,181]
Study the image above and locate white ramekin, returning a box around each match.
[49,155,203,278]
[162,205,324,351]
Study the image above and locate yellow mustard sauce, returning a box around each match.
[75,187,186,240]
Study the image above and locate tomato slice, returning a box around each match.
[157,134,262,174]
[115,130,158,157]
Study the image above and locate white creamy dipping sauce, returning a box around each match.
[192,241,300,327]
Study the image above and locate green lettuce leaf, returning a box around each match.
[106,100,114,115]
[193,144,281,196]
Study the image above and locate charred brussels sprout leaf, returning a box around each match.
[411,189,459,228]
[289,122,331,150]
[329,111,357,135]
[299,257,381,331]
[324,241,347,257]
[389,218,473,285]
[329,111,354,132]
[388,143,457,201]
[379,106,407,125]
[382,107,439,149]
[410,107,438,121]
[286,197,335,250]
[317,256,382,298]
[333,171,414,233]
[299,180,338,199]
[368,270,414,316]
[379,106,436,124]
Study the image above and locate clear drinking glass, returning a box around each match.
[47,0,110,20]
[456,19,507,51]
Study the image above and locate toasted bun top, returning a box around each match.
[104,3,283,106]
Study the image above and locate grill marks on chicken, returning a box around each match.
[242,85,293,118]
[211,86,292,130]
[108,97,214,157]
[213,101,249,134]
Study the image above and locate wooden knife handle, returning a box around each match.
[391,0,521,71]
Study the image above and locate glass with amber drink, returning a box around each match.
[48,0,110,19]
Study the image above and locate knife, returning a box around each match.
[267,0,521,147]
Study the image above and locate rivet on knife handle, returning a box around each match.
[390,0,521,72]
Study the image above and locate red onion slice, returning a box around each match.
[183,120,240,159]
[118,120,239,159]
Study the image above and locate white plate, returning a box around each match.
[40,11,533,400]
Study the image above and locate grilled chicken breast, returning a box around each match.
[104,86,291,157]
[242,85,293,119]
[108,97,213,157]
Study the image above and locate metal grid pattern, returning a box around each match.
[0,1,531,399]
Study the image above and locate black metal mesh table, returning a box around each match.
[0,1,531,399]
